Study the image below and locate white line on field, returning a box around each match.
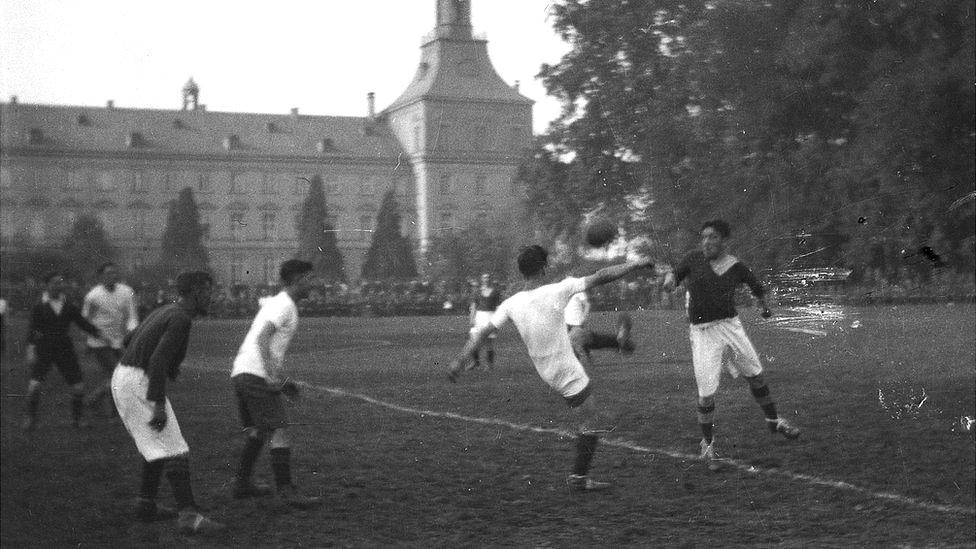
[295,379,976,517]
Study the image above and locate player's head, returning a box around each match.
[700,219,731,260]
[517,245,548,279]
[43,270,67,296]
[280,259,314,299]
[97,262,120,289]
[175,271,214,317]
[480,273,492,286]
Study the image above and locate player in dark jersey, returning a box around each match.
[23,271,104,431]
[111,271,224,534]
[467,273,503,370]
[665,220,800,468]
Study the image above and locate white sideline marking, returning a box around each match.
[296,379,976,517]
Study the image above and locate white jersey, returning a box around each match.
[231,291,299,382]
[564,291,590,327]
[82,283,139,349]
[491,277,589,397]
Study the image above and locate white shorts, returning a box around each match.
[689,317,763,398]
[470,311,497,339]
[112,364,190,461]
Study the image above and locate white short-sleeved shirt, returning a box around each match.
[82,283,139,349]
[231,291,299,381]
[564,291,590,327]
[491,277,589,397]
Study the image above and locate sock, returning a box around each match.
[749,383,778,420]
[26,391,39,418]
[236,436,266,482]
[270,447,292,489]
[70,393,84,423]
[140,459,166,500]
[697,399,716,444]
[164,457,197,511]
[486,348,495,366]
[572,434,599,477]
[700,422,714,444]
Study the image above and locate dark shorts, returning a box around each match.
[233,373,287,431]
[88,346,122,373]
[563,383,593,409]
[31,345,83,385]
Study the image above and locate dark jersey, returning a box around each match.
[473,288,503,312]
[674,251,765,325]
[26,299,99,346]
[120,303,193,403]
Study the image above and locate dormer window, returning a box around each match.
[316,138,335,153]
[172,119,184,129]
[266,122,277,133]
[76,114,91,126]
[126,131,145,148]
[223,134,240,150]
[27,128,44,145]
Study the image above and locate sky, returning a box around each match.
[0,0,570,135]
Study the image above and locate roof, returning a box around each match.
[0,102,405,161]
[383,35,533,114]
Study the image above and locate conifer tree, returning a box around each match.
[296,175,346,281]
[361,189,417,280]
[159,187,209,275]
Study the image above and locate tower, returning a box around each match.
[383,0,533,262]
[182,77,200,111]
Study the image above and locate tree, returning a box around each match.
[361,189,417,280]
[296,175,346,282]
[426,219,519,281]
[63,214,115,281]
[159,187,209,276]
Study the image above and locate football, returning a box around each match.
[584,217,618,247]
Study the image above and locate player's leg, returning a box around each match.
[269,427,321,509]
[53,348,87,428]
[23,347,53,430]
[86,347,119,418]
[565,385,611,492]
[231,374,273,498]
[690,326,725,463]
[484,336,495,369]
[725,320,800,440]
[568,326,594,368]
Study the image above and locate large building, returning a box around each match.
[0,0,533,284]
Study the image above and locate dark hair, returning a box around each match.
[43,271,64,284]
[701,219,731,239]
[175,271,213,297]
[97,262,117,275]
[517,245,548,278]
[280,259,314,285]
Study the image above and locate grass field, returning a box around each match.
[2,304,974,548]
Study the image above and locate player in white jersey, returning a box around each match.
[83,262,139,418]
[565,290,634,370]
[448,245,655,491]
[230,259,320,509]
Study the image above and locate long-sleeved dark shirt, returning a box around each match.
[119,303,193,403]
[675,251,765,325]
[26,298,100,347]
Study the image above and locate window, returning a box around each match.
[0,167,10,189]
[293,178,309,197]
[133,254,146,272]
[474,175,487,195]
[359,215,372,241]
[133,210,148,239]
[439,211,454,233]
[200,212,212,240]
[230,212,245,241]
[262,174,276,195]
[438,174,452,195]
[359,176,373,195]
[230,256,244,285]
[197,173,211,193]
[131,171,147,193]
[262,212,276,241]
[97,171,116,191]
[263,257,277,285]
[160,172,174,193]
[413,126,421,151]
[325,177,340,195]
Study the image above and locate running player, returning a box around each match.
[664,219,800,467]
[83,262,139,418]
[230,259,320,509]
[448,245,654,491]
[23,271,104,431]
[467,273,502,370]
[565,289,634,370]
[111,271,224,534]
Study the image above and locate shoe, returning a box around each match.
[22,416,36,432]
[616,313,635,354]
[567,474,611,492]
[177,510,225,535]
[699,439,724,471]
[769,418,801,440]
[134,498,178,522]
[232,479,273,499]
[277,485,321,509]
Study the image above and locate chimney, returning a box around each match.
[9,95,17,104]
[290,107,299,117]
[514,80,520,92]
[367,92,376,119]
[106,100,115,109]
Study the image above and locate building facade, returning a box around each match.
[0,0,532,284]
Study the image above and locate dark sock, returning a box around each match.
[750,384,778,420]
[26,391,39,418]
[486,349,495,365]
[70,394,84,422]
[700,423,714,444]
[270,447,292,488]
[140,459,166,500]
[697,401,716,443]
[165,457,197,511]
[236,436,265,481]
[572,434,599,476]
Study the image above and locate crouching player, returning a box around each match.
[448,245,654,491]
[112,271,224,534]
[230,259,320,509]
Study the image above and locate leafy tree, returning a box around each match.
[296,175,346,282]
[426,219,518,281]
[63,214,115,281]
[361,189,417,280]
[159,187,209,276]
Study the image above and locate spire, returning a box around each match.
[182,77,200,111]
[435,0,472,39]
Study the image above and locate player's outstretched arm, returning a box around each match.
[582,257,655,291]
[448,324,497,383]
